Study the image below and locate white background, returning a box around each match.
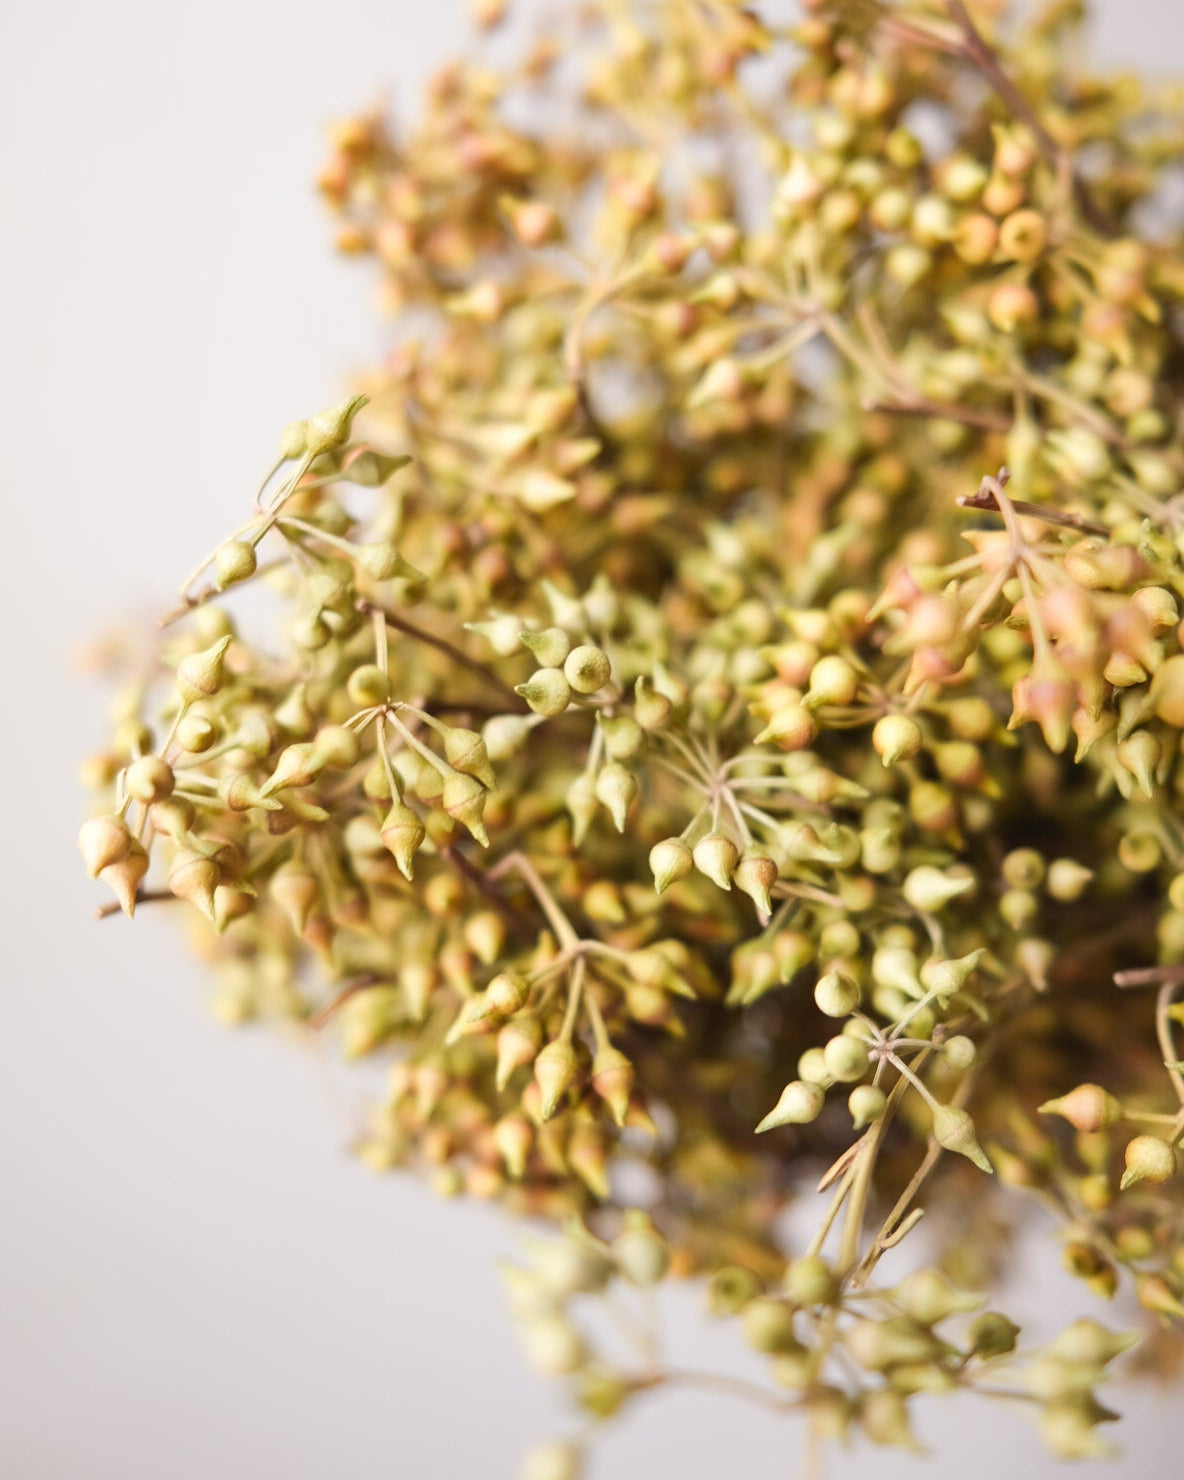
[2,2,1180,1476]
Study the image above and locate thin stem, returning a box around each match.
[357,598,521,705]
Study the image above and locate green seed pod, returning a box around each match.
[303,393,367,458]
[741,1297,797,1354]
[756,1080,825,1132]
[594,762,637,831]
[443,727,497,789]
[783,1255,839,1308]
[902,866,975,913]
[805,654,859,708]
[590,1045,635,1127]
[311,724,361,771]
[175,713,217,752]
[814,968,860,1018]
[968,1312,1020,1359]
[380,802,426,880]
[896,1267,983,1326]
[942,1035,976,1072]
[521,626,572,668]
[214,540,258,589]
[1120,1134,1177,1190]
[346,663,391,707]
[534,1039,580,1119]
[176,635,232,703]
[649,837,693,894]
[932,1105,993,1173]
[1046,858,1093,902]
[872,713,922,765]
[516,668,572,717]
[733,849,778,919]
[823,1034,869,1083]
[849,1084,887,1129]
[706,1266,761,1317]
[692,831,740,890]
[563,644,612,694]
[633,676,674,731]
[441,770,490,845]
[613,1213,670,1288]
[496,1015,543,1091]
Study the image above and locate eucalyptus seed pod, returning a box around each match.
[1039,1084,1122,1134]
[649,838,693,894]
[443,727,496,789]
[516,668,572,717]
[167,849,220,922]
[756,1080,824,1132]
[563,644,612,694]
[441,770,490,845]
[632,676,673,730]
[534,1040,580,1120]
[214,539,258,589]
[79,814,133,878]
[932,1106,993,1173]
[692,831,740,889]
[99,838,150,916]
[896,1268,983,1326]
[303,393,367,457]
[849,1084,886,1129]
[815,969,860,1018]
[733,849,778,920]
[594,762,637,831]
[872,713,922,765]
[379,802,426,880]
[612,1212,670,1288]
[176,636,233,703]
[269,860,320,933]
[1120,1135,1177,1190]
[590,1045,634,1127]
[521,627,572,668]
[783,1255,838,1308]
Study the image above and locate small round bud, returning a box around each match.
[741,1297,797,1354]
[612,1213,670,1287]
[521,627,572,668]
[848,1084,886,1128]
[214,540,257,589]
[175,713,217,752]
[815,969,860,1018]
[941,1035,976,1072]
[563,644,612,694]
[347,664,391,706]
[783,1255,839,1308]
[823,1034,869,1083]
[1046,858,1093,902]
[380,802,426,880]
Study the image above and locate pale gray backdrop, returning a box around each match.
[2,2,1179,1476]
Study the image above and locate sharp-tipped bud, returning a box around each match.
[968,1311,1020,1358]
[1120,1134,1176,1190]
[466,613,526,657]
[79,814,133,878]
[442,770,490,846]
[612,1212,670,1287]
[805,654,859,708]
[1039,1083,1121,1134]
[311,724,361,771]
[354,542,423,582]
[486,971,530,1016]
[784,1255,839,1308]
[100,838,150,916]
[535,1039,580,1119]
[520,626,571,668]
[594,762,637,831]
[733,849,778,920]
[591,1045,635,1126]
[443,727,497,789]
[873,713,923,765]
[345,450,411,487]
[649,838,693,894]
[859,1389,923,1452]
[932,1105,993,1172]
[516,668,572,717]
[692,831,740,890]
[1048,1320,1139,1366]
[754,704,817,750]
[176,636,232,703]
[919,949,984,1002]
[270,861,320,932]
[497,1014,543,1089]
[482,713,540,763]
[568,1118,610,1199]
[563,644,612,694]
[756,1079,825,1132]
[304,393,367,457]
[380,801,426,880]
[1046,858,1094,902]
[896,1268,983,1326]
[167,849,220,922]
[903,866,975,913]
[261,741,323,795]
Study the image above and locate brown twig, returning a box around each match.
[307,973,380,1031]
[865,396,1012,434]
[957,484,1111,539]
